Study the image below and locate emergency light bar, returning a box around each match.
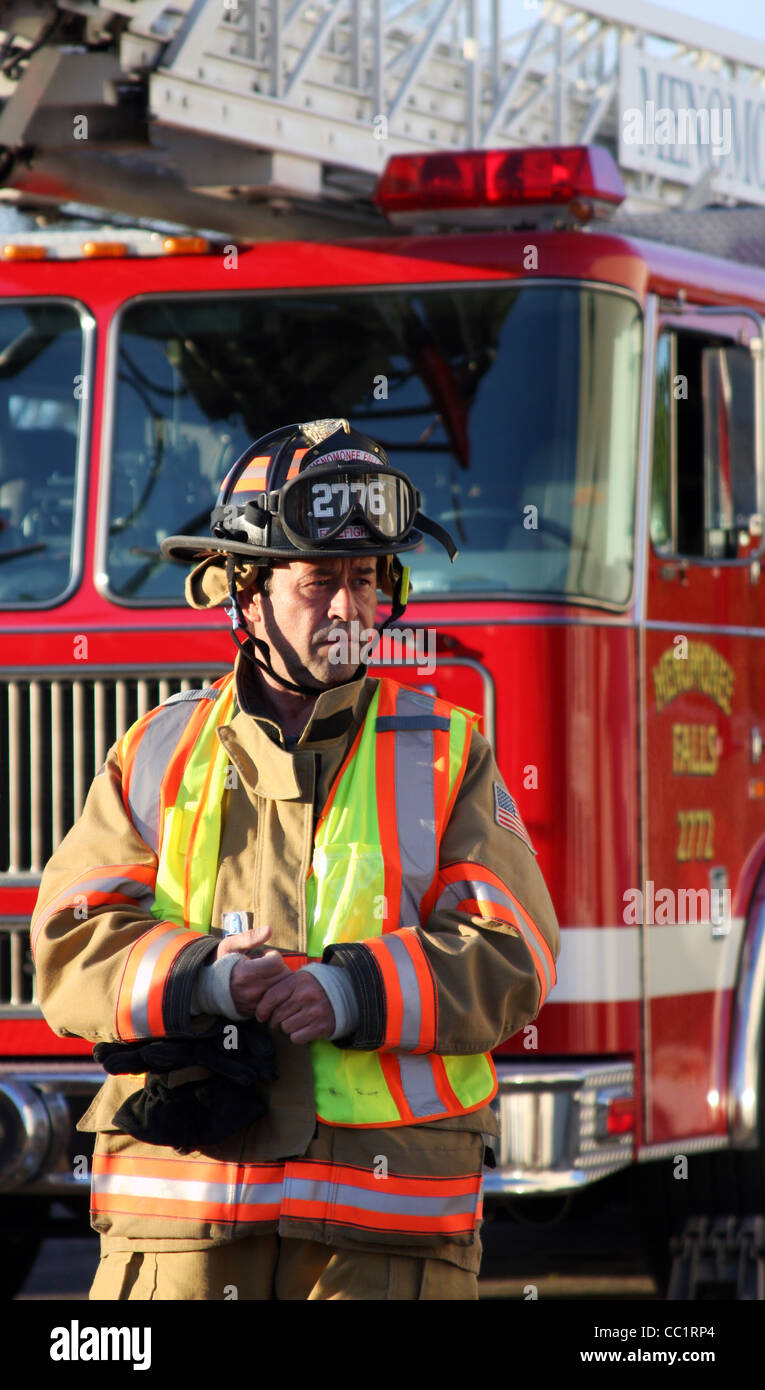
[0,229,215,260]
[374,145,626,231]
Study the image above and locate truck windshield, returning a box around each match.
[0,301,86,606]
[106,284,642,605]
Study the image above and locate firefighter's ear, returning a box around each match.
[238,583,261,625]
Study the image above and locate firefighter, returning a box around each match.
[32,418,560,1301]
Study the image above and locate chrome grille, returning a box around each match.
[1,668,225,877]
[0,919,37,1010]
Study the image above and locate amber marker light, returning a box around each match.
[2,244,47,260]
[81,241,128,258]
[162,236,209,255]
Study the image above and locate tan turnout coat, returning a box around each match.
[32,656,560,1272]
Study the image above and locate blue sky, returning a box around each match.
[660,0,765,43]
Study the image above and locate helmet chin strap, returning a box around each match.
[224,555,366,699]
[376,559,410,633]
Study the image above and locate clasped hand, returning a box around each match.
[215,925,334,1044]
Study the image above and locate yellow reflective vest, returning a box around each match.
[118,672,497,1127]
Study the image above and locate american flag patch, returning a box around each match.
[493,783,536,854]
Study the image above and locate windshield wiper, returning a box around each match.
[0,541,47,563]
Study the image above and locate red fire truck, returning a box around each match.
[2,143,765,1297]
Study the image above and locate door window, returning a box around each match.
[651,320,761,561]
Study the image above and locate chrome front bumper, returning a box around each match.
[0,1063,104,1195]
[0,1058,636,1199]
[484,1059,635,1196]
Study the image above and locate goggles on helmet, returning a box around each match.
[166,418,457,566]
[272,463,420,549]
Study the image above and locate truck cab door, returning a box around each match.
[642,307,764,1149]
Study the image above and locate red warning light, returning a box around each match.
[606,1097,635,1135]
[375,145,626,228]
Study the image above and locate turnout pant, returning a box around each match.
[90,1236,479,1300]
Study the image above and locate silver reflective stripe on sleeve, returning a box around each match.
[380,933,422,1050]
[127,926,185,1037]
[436,876,553,1000]
[77,872,155,909]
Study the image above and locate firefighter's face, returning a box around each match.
[239,557,379,688]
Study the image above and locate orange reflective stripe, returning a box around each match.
[93,1152,282,1183]
[441,711,473,833]
[283,1203,477,1235]
[115,922,200,1040]
[159,677,228,815]
[361,929,436,1053]
[232,458,271,493]
[378,1053,415,1122]
[91,1194,273,1224]
[420,718,475,925]
[396,927,437,1053]
[429,1053,464,1113]
[92,1151,284,1224]
[315,721,365,832]
[182,682,235,926]
[284,1160,476,1198]
[437,860,556,1005]
[457,896,518,921]
[91,1150,482,1237]
[431,724,451,843]
[363,935,403,1047]
[30,864,156,954]
[280,1159,481,1235]
[120,705,163,820]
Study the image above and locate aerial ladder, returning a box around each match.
[0,0,761,234]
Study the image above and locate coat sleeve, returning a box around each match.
[323,727,560,1055]
[31,739,218,1045]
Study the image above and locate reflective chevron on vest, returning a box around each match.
[119,671,497,1127]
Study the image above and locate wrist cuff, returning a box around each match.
[191,951,250,1021]
[302,962,360,1040]
[321,942,385,1048]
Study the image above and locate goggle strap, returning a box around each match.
[412,511,459,561]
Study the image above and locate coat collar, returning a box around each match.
[215,652,377,801]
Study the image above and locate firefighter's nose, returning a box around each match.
[327,583,357,623]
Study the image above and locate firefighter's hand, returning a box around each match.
[255,971,335,1044]
[216,926,293,1018]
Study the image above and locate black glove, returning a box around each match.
[93,1017,278,1151]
